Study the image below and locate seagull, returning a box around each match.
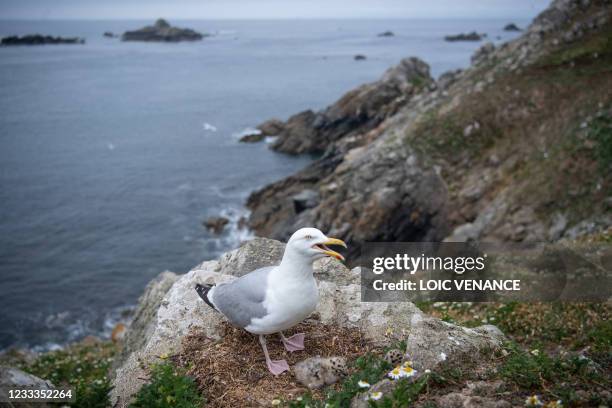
[195,227,347,375]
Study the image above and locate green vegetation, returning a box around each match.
[13,340,116,408]
[130,362,204,408]
[587,112,612,171]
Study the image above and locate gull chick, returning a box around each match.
[195,227,347,375]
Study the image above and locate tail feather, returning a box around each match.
[195,283,217,311]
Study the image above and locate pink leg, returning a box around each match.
[280,332,305,352]
[259,335,289,375]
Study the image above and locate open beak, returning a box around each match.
[313,237,347,261]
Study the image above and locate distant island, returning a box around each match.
[1,35,85,46]
[122,19,205,42]
[444,31,485,42]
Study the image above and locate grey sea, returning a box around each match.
[0,19,525,350]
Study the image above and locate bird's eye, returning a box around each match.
[304,234,313,240]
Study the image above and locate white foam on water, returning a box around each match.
[203,122,218,132]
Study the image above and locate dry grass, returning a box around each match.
[176,319,367,407]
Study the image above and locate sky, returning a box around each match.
[0,0,552,20]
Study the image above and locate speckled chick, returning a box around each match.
[384,349,405,366]
[294,356,348,389]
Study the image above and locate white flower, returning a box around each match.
[296,396,302,401]
[525,395,543,407]
[400,365,416,377]
[388,366,403,380]
[439,352,447,361]
[366,391,383,401]
[530,349,540,356]
[425,369,431,374]
[357,380,370,388]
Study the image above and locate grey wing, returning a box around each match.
[211,266,273,328]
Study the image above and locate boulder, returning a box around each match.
[122,19,204,42]
[0,366,55,408]
[203,216,229,234]
[405,315,505,372]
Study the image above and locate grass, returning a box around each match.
[130,362,204,408]
[11,340,116,408]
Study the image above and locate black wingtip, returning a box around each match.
[195,283,217,311]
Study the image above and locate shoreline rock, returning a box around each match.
[122,19,204,42]
[1,35,85,46]
[203,216,229,234]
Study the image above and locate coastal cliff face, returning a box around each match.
[247,0,612,256]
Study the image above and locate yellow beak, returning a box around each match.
[320,237,347,261]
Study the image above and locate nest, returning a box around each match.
[176,319,367,407]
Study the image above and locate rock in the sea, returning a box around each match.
[294,356,348,389]
[122,19,204,42]
[354,54,367,61]
[504,23,522,31]
[203,216,229,234]
[377,31,395,37]
[238,131,264,143]
[103,31,117,38]
[0,366,55,407]
[444,31,485,41]
[1,35,85,46]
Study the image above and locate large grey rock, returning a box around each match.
[0,366,55,407]
[405,315,505,372]
[110,238,424,406]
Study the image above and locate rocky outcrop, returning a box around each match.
[1,35,84,46]
[247,0,612,255]
[122,19,204,42]
[444,32,485,42]
[111,238,501,405]
[266,57,433,155]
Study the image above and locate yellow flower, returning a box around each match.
[388,366,402,380]
[545,400,563,408]
[159,353,169,360]
[367,391,383,401]
[525,395,543,407]
[357,380,370,388]
[402,360,413,368]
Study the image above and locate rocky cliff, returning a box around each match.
[247,0,612,259]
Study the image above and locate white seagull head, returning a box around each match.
[285,227,347,262]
